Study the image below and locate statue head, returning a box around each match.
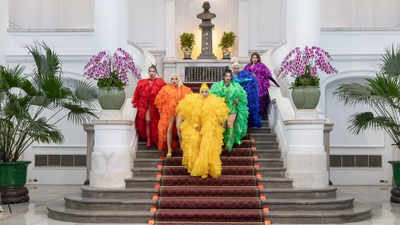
[202,1,211,11]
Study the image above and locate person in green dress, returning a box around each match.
[210,69,249,151]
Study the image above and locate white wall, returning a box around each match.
[8,0,94,30]
[321,0,400,28]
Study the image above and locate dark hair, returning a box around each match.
[224,69,233,78]
[250,52,261,63]
[148,64,158,73]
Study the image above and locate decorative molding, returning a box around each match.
[330,145,385,149]
[321,27,400,32]
[7,28,94,33]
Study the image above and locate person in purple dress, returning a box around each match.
[244,52,279,119]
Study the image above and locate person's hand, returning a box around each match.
[235,98,239,105]
[196,126,201,131]
[132,103,137,108]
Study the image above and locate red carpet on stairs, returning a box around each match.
[151,142,269,225]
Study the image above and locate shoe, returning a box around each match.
[167,148,172,159]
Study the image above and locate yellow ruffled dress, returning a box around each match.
[176,90,229,179]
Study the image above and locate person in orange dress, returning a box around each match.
[155,75,192,158]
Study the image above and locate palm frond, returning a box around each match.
[381,45,400,77]
[62,103,98,124]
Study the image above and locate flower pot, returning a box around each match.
[183,50,192,60]
[223,49,231,59]
[0,161,31,188]
[389,161,400,188]
[98,87,126,110]
[291,86,321,109]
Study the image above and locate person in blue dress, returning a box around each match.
[231,58,262,128]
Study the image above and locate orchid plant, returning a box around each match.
[84,48,141,90]
[278,46,338,87]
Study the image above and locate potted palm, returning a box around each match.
[0,43,98,203]
[84,48,141,110]
[335,46,400,203]
[219,32,236,59]
[278,46,338,109]
[180,33,195,59]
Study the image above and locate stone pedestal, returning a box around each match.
[90,120,134,188]
[284,119,329,188]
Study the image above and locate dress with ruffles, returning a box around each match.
[132,78,166,145]
[233,70,262,128]
[210,81,248,150]
[177,93,228,178]
[154,84,192,151]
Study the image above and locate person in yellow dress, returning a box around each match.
[176,83,229,179]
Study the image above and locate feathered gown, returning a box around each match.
[154,84,192,151]
[177,93,229,178]
[233,70,262,128]
[210,81,248,151]
[132,78,166,145]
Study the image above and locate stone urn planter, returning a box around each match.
[183,50,192,60]
[0,161,31,203]
[98,87,126,110]
[222,49,231,59]
[291,86,321,109]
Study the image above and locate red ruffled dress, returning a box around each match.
[132,78,166,146]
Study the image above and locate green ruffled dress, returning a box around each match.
[210,80,248,151]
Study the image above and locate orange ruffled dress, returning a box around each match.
[154,84,192,151]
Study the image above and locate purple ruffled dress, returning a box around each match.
[244,62,272,119]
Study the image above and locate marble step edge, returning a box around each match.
[126,176,292,182]
[134,158,283,162]
[132,166,287,172]
[48,201,370,224]
[135,148,281,153]
[81,186,336,196]
[64,195,353,207]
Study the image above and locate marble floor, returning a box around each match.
[0,185,399,225]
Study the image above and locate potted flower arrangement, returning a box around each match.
[0,43,98,203]
[180,33,195,59]
[278,46,338,109]
[219,32,236,59]
[335,46,400,203]
[84,48,140,110]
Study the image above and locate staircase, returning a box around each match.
[48,118,371,224]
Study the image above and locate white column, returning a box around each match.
[90,120,134,188]
[0,0,9,65]
[165,0,176,59]
[94,0,128,51]
[285,120,329,188]
[238,0,249,58]
[286,0,320,49]
[271,0,321,67]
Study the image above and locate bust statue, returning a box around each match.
[197,1,217,59]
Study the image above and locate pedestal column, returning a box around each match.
[94,0,128,51]
[0,0,9,65]
[165,0,176,59]
[238,0,249,58]
[90,120,133,188]
[285,120,329,188]
[272,0,321,67]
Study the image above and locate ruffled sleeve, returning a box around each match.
[132,79,144,107]
[154,85,167,113]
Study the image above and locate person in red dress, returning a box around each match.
[132,65,166,148]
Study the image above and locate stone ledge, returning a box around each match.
[92,120,133,126]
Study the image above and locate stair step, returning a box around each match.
[133,166,286,177]
[64,195,354,211]
[259,178,293,188]
[248,127,272,133]
[249,133,276,142]
[265,203,372,224]
[47,200,152,223]
[81,186,157,199]
[134,158,284,168]
[264,195,354,210]
[65,196,156,211]
[262,187,337,199]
